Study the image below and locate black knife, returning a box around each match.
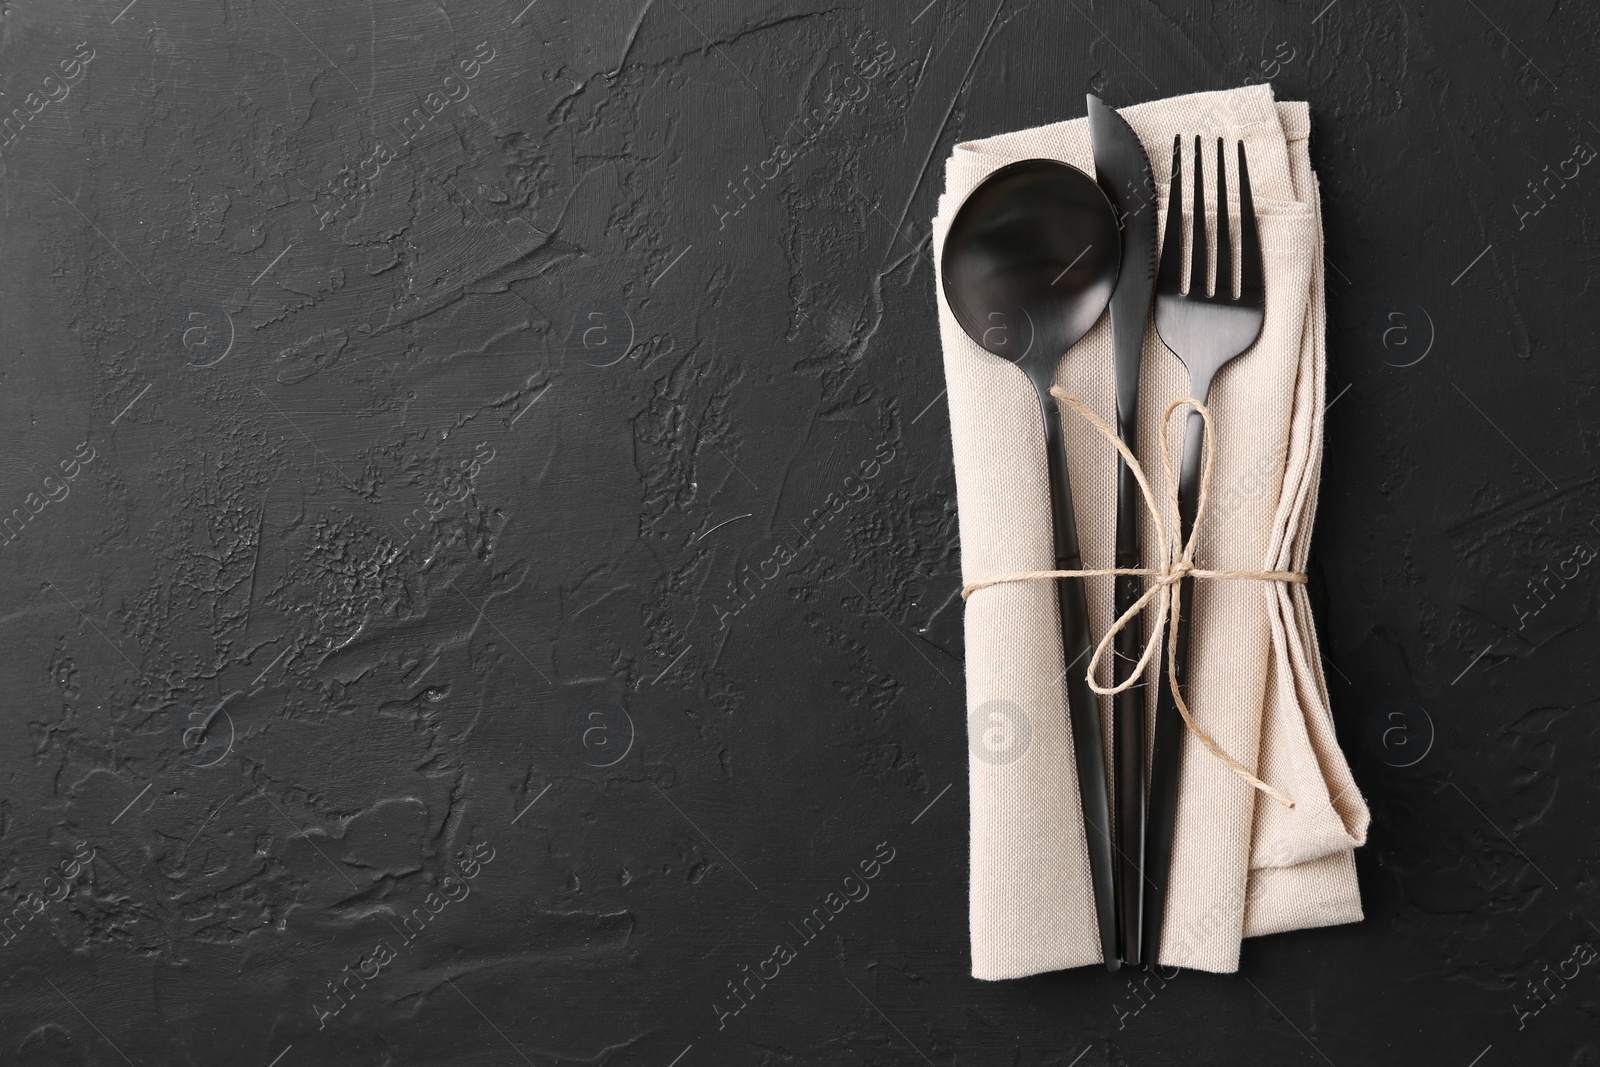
[1088,94,1158,965]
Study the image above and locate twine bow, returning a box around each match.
[961,387,1304,809]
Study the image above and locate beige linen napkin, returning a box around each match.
[935,84,1370,977]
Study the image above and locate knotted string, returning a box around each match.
[961,388,1302,809]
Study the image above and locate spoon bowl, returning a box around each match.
[941,157,1121,380]
[940,156,1123,970]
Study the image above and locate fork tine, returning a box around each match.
[1189,136,1206,295]
[1238,141,1263,305]
[1214,139,1231,300]
[1156,135,1184,294]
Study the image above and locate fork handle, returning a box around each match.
[1038,393,1119,972]
[1142,405,1206,967]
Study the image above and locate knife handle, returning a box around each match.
[1112,446,1146,965]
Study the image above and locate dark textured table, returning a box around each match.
[1,1,1596,1064]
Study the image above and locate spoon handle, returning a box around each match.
[1038,391,1119,972]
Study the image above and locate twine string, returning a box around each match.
[960,388,1302,809]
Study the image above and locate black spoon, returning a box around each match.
[941,158,1122,971]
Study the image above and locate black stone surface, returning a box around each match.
[1,1,1597,1064]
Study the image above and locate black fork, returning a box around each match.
[1142,136,1266,966]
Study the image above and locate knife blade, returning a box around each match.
[1088,94,1157,966]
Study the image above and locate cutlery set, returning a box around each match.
[941,97,1267,968]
